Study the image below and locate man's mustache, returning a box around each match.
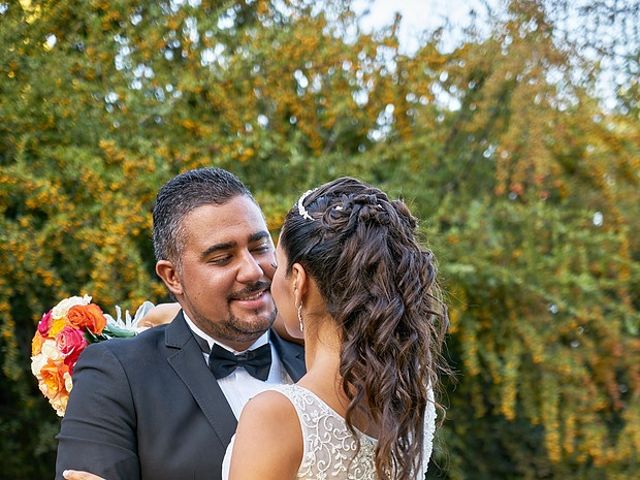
[228,281,271,300]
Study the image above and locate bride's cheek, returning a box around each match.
[263,254,278,278]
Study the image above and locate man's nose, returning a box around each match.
[236,251,264,283]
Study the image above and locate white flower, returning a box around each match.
[64,372,73,393]
[104,301,155,333]
[51,295,92,319]
[40,339,63,360]
[31,353,47,379]
[51,395,67,417]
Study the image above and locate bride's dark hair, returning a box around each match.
[280,177,448,479]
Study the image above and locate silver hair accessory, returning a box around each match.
[297,188,317,221]
[297,304,304,333]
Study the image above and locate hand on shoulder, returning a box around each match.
[62,470,105,480]
[228,389,303,480]
[137,303,180,329]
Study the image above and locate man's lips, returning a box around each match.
[229,289,272,309]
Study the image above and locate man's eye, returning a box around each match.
[253,245,272,254]
[209,256,231,265]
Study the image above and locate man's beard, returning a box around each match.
[221,308,276,343]
[186,281,276,345]
[224,280,276,340]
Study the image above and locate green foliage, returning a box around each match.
[0,0,638,478]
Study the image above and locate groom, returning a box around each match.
[55,168,305,480]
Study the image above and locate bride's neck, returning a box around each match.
[301,320,351,409]
[301,330,380,438]
[302,317,341,374]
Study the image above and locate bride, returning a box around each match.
[64,177,448,480]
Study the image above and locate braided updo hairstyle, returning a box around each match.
[280,177,448,479]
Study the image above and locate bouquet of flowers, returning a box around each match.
[31,295,153,416]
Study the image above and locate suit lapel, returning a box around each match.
[270,330,306,382]
[164,312,237,447]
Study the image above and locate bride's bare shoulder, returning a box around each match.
[241,389,299,426]
[228,389,303,480]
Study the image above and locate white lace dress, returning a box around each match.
[221,384,436,480]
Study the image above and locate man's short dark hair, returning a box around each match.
[152,168,254,265]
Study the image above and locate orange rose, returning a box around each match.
[39,358,68,398]
[32,331,44,356]
[67,304,107,334]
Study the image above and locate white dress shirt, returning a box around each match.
[183,312,292,419]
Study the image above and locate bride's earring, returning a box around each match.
[296,304,304,333]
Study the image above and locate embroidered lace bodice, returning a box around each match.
[222,384,436,480]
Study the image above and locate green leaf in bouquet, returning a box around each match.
[102,323,138,339]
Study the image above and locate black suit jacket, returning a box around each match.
[55,312,305,480]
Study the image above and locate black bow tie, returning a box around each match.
[208,343,272,381]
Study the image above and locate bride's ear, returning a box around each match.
[156,260,183,296]
[291,263,308,305]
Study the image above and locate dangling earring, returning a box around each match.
[296,304,304,333]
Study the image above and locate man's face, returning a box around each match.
[169,196,277,350]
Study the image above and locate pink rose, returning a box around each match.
[63,348,83,375]
[38,310,53,335]
[56,326,88,357]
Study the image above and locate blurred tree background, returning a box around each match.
[1,0,638,478]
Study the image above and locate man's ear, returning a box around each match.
[156,260,183,296]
